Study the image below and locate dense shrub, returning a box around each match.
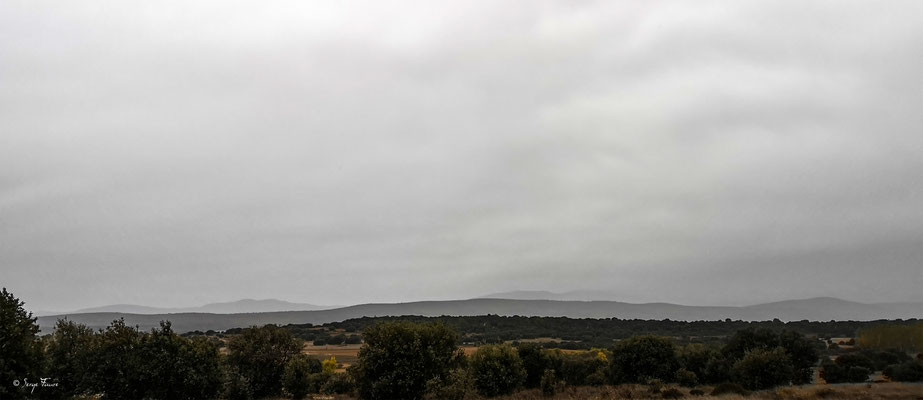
[517,343,562,388]
[883,361,923,382]
[284,354,322,399]
[558,351,607,386]
[352,321,463,400]
[321,372,355,394]
[425,368,475,400]
[0,288,44,400]
[732,347,793,390]
[45,319,96,398]
[608,335,678,383]
[540,369,557,397]
[469,344,527,397]
[226,324,303,398]
[675,367,698,387]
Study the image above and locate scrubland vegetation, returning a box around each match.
[3,288,922,400]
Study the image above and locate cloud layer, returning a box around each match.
[2,1,922,311]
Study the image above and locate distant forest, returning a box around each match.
[211,315,923,349]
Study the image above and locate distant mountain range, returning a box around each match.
[35,297,923,334]
[37,298,334,316]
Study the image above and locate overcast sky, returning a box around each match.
[2,1,922,312]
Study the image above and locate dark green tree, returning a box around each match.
[227,324,303,398]
[352,321,463,400]
[284,354,323,399]
[608,335,678,383]
[87,319,146,400]
[732,347,793,390]
[469,344,526,397]
[778,330,819,384]
[0,288,43,400]
[517,343,561,388]
[44,319,96,398]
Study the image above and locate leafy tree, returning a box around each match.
[425,368,475,400]
[608,335,678,383]
[778,330,819,384]
[227,324,303,398]
[722,328,779,360]
[320,372,355,395]
[469,344,526,397]
[0,288,43,400]
[322,356,338,374]
[558,351,607,386]
[732,347,793,390]
[352,321,463,400]
[45,319,96,398]
[540,369,558,397]
[517,343,561,388]
[86,319,147,400]
[884,360,923,382]
[821,353,875,383]
[284,354,321,399]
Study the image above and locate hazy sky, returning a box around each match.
[2,1,922,312]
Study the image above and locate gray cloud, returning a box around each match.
[2,1,922,311]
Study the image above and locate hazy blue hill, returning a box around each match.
[64,298,332,315]
[36,297,923,334]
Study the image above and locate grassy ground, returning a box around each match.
[492,383,923,400]
[284,382,923,400]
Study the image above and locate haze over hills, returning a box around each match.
[35,297,923,334]
[37,299,334,316]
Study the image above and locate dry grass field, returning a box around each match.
[278,382,923,400]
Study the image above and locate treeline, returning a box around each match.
[284,315,921,348]
[858,323,923,352]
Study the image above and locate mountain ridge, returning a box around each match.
[35,297,923,334]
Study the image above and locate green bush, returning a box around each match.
[608,335,678,383]
[425,368,475,400]
[45,319,96,398]
[675,367,698,387]
[732,347,793,390]
[321,372,355,394]
[284,354,322,399]
[0,288,44,400]
[540,369,557,397]
[517,343,561,388]
[226,324,303,398]
[352,321,463,400]
[883,361,923,382]
[469,344,526,397]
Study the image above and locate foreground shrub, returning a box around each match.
[732,347,793,390]
[227,324,303,398]
[821,353,874,383]
[0,288,44,400]
[608,335,678,383]
[352,321,463,400]
[675,367,698,387]
[884,360,923,382]
[470,344,526,397]
[425,368,475,400]
[518,343,562,388]
[284,354,323,399]
[321,372,355,394]
[540,369,557,397]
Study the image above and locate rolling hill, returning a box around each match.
[35,297,923,334]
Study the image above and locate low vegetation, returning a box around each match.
[3,288,922,399]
